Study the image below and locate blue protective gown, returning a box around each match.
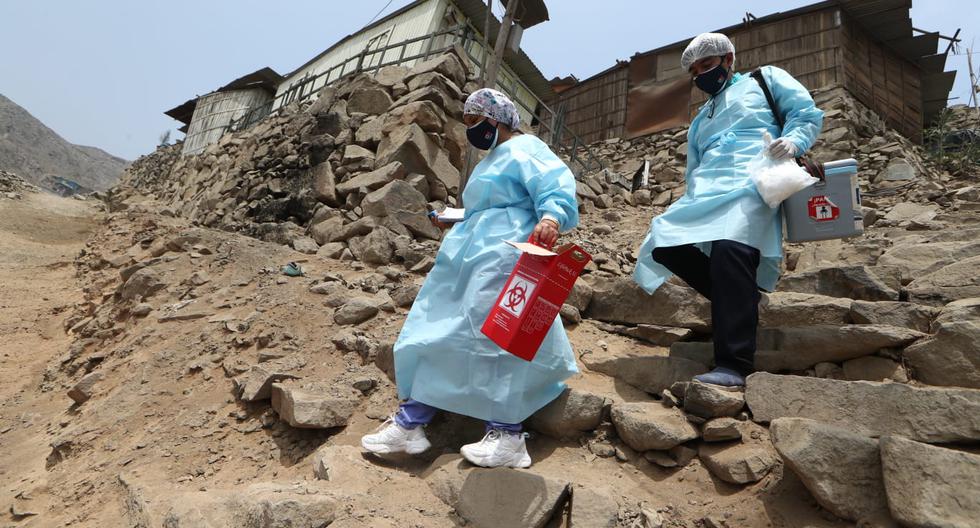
[394,134,580,424]
[634,66,824,293]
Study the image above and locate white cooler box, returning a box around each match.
[782,158,863,242]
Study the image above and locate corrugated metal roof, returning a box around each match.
[164,67,283,125]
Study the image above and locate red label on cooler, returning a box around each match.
[807,195,839,222]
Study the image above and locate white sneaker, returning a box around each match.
[361,418,431,455]
[460,430,532,468]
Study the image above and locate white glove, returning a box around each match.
[767,137,798,159]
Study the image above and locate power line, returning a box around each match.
[364,0,395,28]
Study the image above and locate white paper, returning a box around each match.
[505,241,557,256]
[436,207,465,223]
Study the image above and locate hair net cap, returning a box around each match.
[463,88,520,129]
[681,33,736,72]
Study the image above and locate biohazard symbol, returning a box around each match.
[504,283,527,311]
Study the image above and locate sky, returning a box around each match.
[1,1,977,161]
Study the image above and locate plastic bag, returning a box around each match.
[748,132,819,208]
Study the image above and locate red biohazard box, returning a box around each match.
[481,241,592,361]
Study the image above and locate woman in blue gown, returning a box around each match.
[362,88,580,468]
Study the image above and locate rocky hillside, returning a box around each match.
[7,49,980,527]
[0,93,128,192]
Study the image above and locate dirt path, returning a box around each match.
[0,193,101,524]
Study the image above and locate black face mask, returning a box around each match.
[694,58,730,96]
[466,119,499,150]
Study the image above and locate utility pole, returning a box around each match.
[484,0,520,89]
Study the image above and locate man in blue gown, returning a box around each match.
[633,33,824,387]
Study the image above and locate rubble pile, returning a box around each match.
[0,169,39,199]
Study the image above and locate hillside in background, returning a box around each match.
[0,93,128,192]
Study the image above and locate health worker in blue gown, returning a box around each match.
[633,33,824,387]
[362,88,580,469]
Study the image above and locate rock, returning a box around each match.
[745,373,980,443]
[118,267,167,301]
[586,277,711,331]
[390,284,420,307]
[270,382,359,429]
[234,366,300,402]
[131,303,153,317]
[333,297,380,325]
[348,227,396,265]
[336,162,406,196]
[814,361,844,379]
[683,382,745,418]
[644,450,679,467]
[341,144,375,168]
[346,86,393,116]
[651,190,672,206]
[582,351,707,395]
[769,418,889,522]
[633,189,652,206]
[698,442,777,484]
[291,236,319,254]
[309,215,344,245]
[407,53,467,88]
[375,123,459,200]
[849,300,938,332]
[559,304,582,325]
[755,325,924,371]
[68,372,104,404]
[566,281,594,312]
[312,444,373,482]
[760,292,851,327]
[384,100,446,133]
[361,179,441,240]
[878,241,980,284]
[527,388,606,439]
[880,435,980,528]
[610,402,699,451]
[592,321,692,347]
[316,242,346,259]
[569,486,619,527]
[842,356,908,382]
[354,114,386,147]
[310,161,338,206]
[903,298,980,388]
[424,455,569,528]
[702,418,742,442]
[777,265,899,301]
[907,255,980,306]
[884,202,937,222]
[882,158,916,181]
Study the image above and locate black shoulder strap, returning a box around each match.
[751,68,784,130]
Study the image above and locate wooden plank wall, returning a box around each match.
[840,14,923,142]
[553,65,629,146]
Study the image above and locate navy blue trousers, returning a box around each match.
[652,240,760,376]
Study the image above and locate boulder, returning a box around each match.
[610,402,699,451]
[702,418,742,442]
[354,115,386,147]
[777,266,899,301]
[592,321,692,347]
[880,435,980,528]
[118,267,167,301]
[384,100,446,133]
[759,292,851,327]
[142,483,337,528]
[903,298,980,388]
[336,162,406,196]
[566,281,594,312]
[406,53,467,89]
[312,444,374,482]
[233,365,300,402]
[682,382,745,418]
[341,144,375,169]
[754,325,924,371]
[586,277,711,331]
[375,123,459,200]
[581,351,707,395]
[745,373,980,443]
[270,382,359,429]
[346,86,393,116]
[698,442,777,485]
[526,388,606,439]
[907,255,980,306]
[347,227,396,265]
[361,179,441,240]
[424,455,568,528]
[883,202,938,222]
[291,236,319,254]
[769,418,889,522]
[842,356,908,382]
[310,161,338,206]
[68,372,104,404]
[333,297,380,325]
[849,300,938,332]
[877,241,980,284]
[569,486,619,528]
[309,216,345,246]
